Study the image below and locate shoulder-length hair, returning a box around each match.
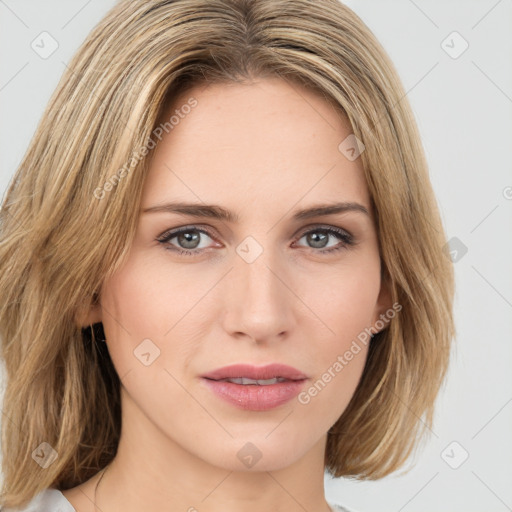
[0,0,455,507]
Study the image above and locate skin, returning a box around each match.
[65,77,391,512]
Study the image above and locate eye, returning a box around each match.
[293,225,355,254]
[156,226,217,256]
[156,224,355,256]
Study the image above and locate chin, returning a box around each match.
[195,434,312,473]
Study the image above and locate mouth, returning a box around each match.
[200,363,309,411]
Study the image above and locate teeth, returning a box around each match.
[220,377,288,385]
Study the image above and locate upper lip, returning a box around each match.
[201,364,308,381]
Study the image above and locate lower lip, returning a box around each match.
[201,378,307,411]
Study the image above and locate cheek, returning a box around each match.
[98,253,213,377]
[297,284,373,424]
[296,258,379,402]
[101,251,191,336]
[98,256,167,375]
[298,342,369,433]
[300,255,381,339]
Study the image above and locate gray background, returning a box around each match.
[1,1,511,511]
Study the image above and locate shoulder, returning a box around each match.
[328,501,362,512]
[1,488,76,512]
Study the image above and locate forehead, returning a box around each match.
[142,78,371,213]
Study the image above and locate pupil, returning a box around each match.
[179,231,199,249]
[308,231,328,248]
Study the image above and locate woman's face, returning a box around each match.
[95,77,390,472]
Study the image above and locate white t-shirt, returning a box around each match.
[1,489,75,512]
[1,488,359,512]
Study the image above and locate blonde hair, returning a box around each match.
[0,0,455,507]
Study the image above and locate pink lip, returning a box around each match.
[201,363,308,381]
[200,364,309,411]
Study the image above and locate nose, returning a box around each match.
[221,247,296,344]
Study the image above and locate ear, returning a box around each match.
[370,272,394,335]
[75,296,102,328]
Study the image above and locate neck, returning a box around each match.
[94,388,332,512]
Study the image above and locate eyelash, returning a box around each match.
[156,224,355,257]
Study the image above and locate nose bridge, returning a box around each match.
[223,240,293,340]
[239,249,281,303]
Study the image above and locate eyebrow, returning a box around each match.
[142,201,369,222]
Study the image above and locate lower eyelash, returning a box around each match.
[157,226,354,255]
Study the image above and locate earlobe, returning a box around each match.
[372,274,394,335]
[75,301,102,328]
